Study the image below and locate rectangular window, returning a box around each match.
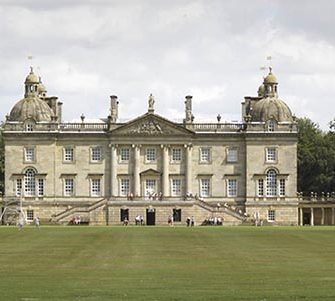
[227,148,238,163]
[258,179,264,196]
[172,179,182,196]
[16,179,22,196]
[64,147,74,162]
[200,148,211,163]
[146,148,156,162]
[279,179,285,196]
[266,148,276,162]
[227,179,237,197]
[172,148,182,162]
[64,179,74,196]
[26,209,34,222]
[120,179,130,196]
[120,148,130,162]
[91,147,102,162]
[200,179,210,197]
[173,209,182,222]
[37,179,44,197]
[145,179,157,196]
[24,147,35,162]
[268,210,275,221]
[91,179,101,196]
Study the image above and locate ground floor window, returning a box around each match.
[268,210,275,221]
[173,209,182,222]
[26,209,34,222]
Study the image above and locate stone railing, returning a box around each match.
[59,123,108,131]
[298,192,335,203]
[190,123,244,132]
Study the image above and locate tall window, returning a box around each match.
[16,179,22,196]
[24,147,35,162]
[227,179,237,197]
[64,178,74,196]
[172,179,182,196]
[266,148,276,162]
[120,179,130,196]
[38,179,44,197]
[91,147,102,162]
[91,179,101,196]
[120,148,130,162]
[200,148,211,163]
[172,148,182,162]
[64,147,74,162]
[146,148,156,162]
[200,179,210,197]
[24,169,36,196]
[227,148,238,163]
[279,179,286,196]
[258,179,264,196]
[266,169,277,196]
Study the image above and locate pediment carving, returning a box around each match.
[112,114,193,136]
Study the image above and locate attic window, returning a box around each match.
[25,123,34,132]
[267,120,275,132]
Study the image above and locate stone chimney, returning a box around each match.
[184,95,193,123]
[110,95,119,123]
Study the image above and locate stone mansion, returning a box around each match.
[2,66,301,225]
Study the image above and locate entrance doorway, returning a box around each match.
[146,208,156,225]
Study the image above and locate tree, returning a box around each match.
[297,117,335,195]
[0,124,4,194]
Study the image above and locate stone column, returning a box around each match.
[310,207,314,226]
[321,207,325,225]
[299,208,303,226]
[185,144,193,196]
[162,145,169,197]
[110,144,118,197]
[332,208,335,225]
[133,145,141,197]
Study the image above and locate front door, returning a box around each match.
[146,208,156,225]
[303,212,311,225]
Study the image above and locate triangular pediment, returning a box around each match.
[140,168,161,176]
[111,113,194,136]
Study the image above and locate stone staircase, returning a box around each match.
[51,198,107,224]
[195,198,247,222]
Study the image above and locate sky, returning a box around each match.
[0,0,334,129]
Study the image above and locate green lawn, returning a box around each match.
[0,226,334,301]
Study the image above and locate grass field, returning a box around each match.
[0,226,335,301]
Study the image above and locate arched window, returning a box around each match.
[266,169,277,196]
[24,169,36,196]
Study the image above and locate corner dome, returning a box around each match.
[9,96,54,122]
[25,67,39,84]
[257,84,265,97]
[251,97,293,122]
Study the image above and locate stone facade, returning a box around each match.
[2,67,299,226]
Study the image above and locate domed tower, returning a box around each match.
[8,67,55,122]
[251,68,293,123]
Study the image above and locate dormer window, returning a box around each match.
[25,122,34,132]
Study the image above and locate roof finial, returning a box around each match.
[148,93,155,113]
[269,66,272,73]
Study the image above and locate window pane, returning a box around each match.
[91,147,102,162]
[24,169,36,196]
[38,179,44,196]
[64,148,74,162]
[258,179,264,196]
[200,148,210,163]
[16,179,22,196]
[120,148,130,162]
[91,179,101,196]
[268,210,275,221]
[200,179,210,197]
[227,179,237,197]
[64,179,74,196]
[227,148,238,162]
[266,148,276,162]
[120,179,130,196]
[25,147,35,162]
[172,179,182,196]
[146,148,156,162]
[172,148,182,162]
[26,209,34,221]
[279,179,285,196]
[266,170,277,196]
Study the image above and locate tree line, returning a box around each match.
[0,118,334,197]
